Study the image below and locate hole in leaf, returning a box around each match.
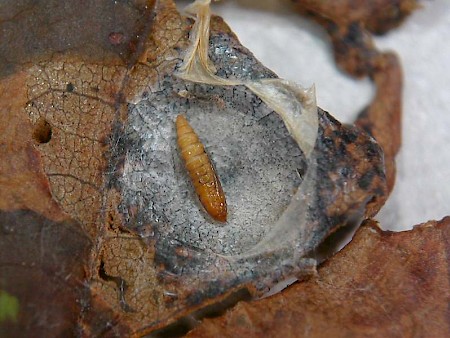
[32,118,52,144]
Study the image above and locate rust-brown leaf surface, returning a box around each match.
[187,217,450,338]
[0,0,417,336]
[294,0,407,195]
[293,0,419,35]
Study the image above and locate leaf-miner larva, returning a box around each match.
[176,114,227,222]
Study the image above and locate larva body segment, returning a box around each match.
[176,115,227,222]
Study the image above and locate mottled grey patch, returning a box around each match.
[119,76,305,256]
[208,33,278,80]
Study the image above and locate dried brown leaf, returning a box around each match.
[356,53,402,194]
[187,217,450,338]
[0,0,394,336]
[293,0,419,35]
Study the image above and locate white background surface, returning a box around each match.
[176,0,450,231]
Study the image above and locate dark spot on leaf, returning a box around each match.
[358,170,375,190]
[32,118,52,144]
[341,131,358,144]
[345,22,364,46]
[338,141,348,155]
[339,167,351,178]
[322,137,335,149]
[66,82,74,92]
[366,142,380,157]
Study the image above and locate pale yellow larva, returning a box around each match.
[176,115,227,222]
